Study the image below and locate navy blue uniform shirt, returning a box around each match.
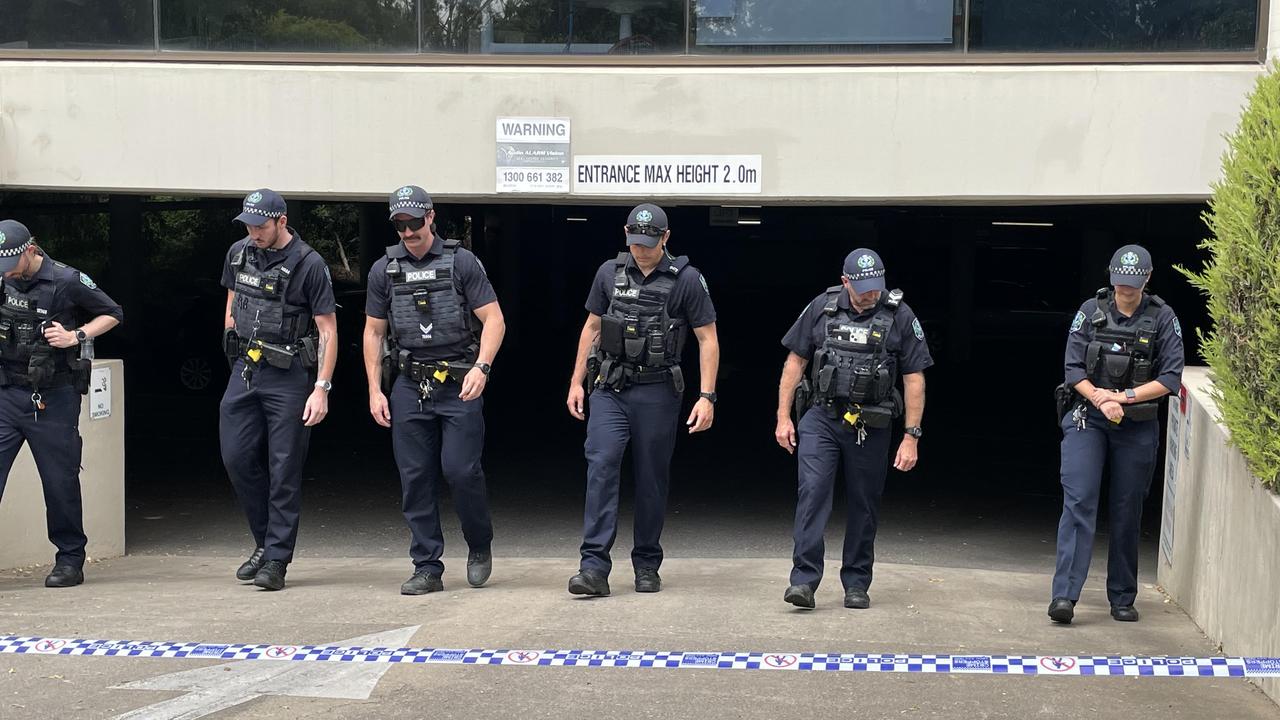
[585,252,717,328]
[1063,293,1183,394]
[782,288,933,379]
[4,258,124,326]
[220,229,336,317]
[366,238,497,360]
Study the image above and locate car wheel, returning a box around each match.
[179,356,213,392]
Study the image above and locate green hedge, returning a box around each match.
[1179,63,1280,491]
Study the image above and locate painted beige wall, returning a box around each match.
[0,61,1262,203]
[0,360,125,571]
[1159,367,1280,703]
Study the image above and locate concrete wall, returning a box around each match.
[0,60,1262,203]
[1159,366,1280,703]
[0,359,125,571]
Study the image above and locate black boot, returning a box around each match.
[1048,597,1075,624]
[253,560,287,591]
[784,584,815,609]
[236,548,265,581]
[44,565,84,588]
[568,569,610,597]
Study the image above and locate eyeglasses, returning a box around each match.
[626,223,664,237]
[393,217,428,233]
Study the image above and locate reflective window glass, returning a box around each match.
[0,0,154,50]
[159,0,418,52]
[969,0,1259,52]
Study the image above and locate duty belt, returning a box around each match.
[235,337,298,370]
[0,367,72,390]
[400,357,473,385]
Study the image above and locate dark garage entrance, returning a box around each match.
[0,193,1209,568]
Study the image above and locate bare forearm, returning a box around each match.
[570,321,599,386]
[777,354,806,420]
[363,327,385,392]
[79,315,119,339]
[903,373,925,427]
[315,326,337,382]
[475,315,505,366]
[224,290,235,329]
[697,334,719,394]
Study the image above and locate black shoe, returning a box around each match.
[568,569,610,597]
[1048,597,1075,624]
[253,560,287,591]
[784,584,815,609]
[401,571,443,595]
[634,568,662,593]
[844,588,871,609]
[467,551,492,588]
[1111,605,1140,622]
[236,548,266,581]
[44,565,84,588]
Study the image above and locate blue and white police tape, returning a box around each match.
[3,635,1278,677]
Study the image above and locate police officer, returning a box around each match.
[363,185,505,595]
[0,219,123,587]
[565,203,719,597]
[220,190,337,592]
[775,249,931,610]
[1049,244,1183,624]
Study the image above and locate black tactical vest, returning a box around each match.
[1086,288,1162,391]
[230,238,316,345]
[811,287,902,409]
[0,274,76,387]
[385,239,476,358]
[596,253,689,380]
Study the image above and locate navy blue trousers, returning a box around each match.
[580,382,681,576]
[1052,406,1160,607]
[389,374,492,576]
[219,358,312,564]
[0,384,86,568]
[790,406,892,592]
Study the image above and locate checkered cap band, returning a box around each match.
[1109,264,1150,275]
[390,201,431,212]
[847,267,886,280]
[0,240,32,257]
[241,206,283,219]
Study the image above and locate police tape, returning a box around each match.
[3,635,1279,677]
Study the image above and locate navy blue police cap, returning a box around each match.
[842,248,887,294]
[234,189,287,227]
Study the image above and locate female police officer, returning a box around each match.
[1049,244,1183,624]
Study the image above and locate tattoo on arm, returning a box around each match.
[317,336,327,369]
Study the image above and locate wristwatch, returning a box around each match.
[1124,388,1137,402]
[74,329,87,344]
[904,426,924,439]
[314,379,332,392]
[476,362,492,376]
[699,391,718,404]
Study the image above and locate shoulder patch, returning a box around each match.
[79,273,97,290]
[911,317,925,341]
[1070,311,1086,333]
[1173,317,1182,338]
[699,274,710,296]
[476,258,488,277]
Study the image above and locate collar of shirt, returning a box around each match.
[838,289,883,319]
[400,237,444,263]
[251,228,302,268]
[1109,293,1150,324]
[624,251,675,281]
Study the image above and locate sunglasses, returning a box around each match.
[393,217,428,233]
[626,223,664,238]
